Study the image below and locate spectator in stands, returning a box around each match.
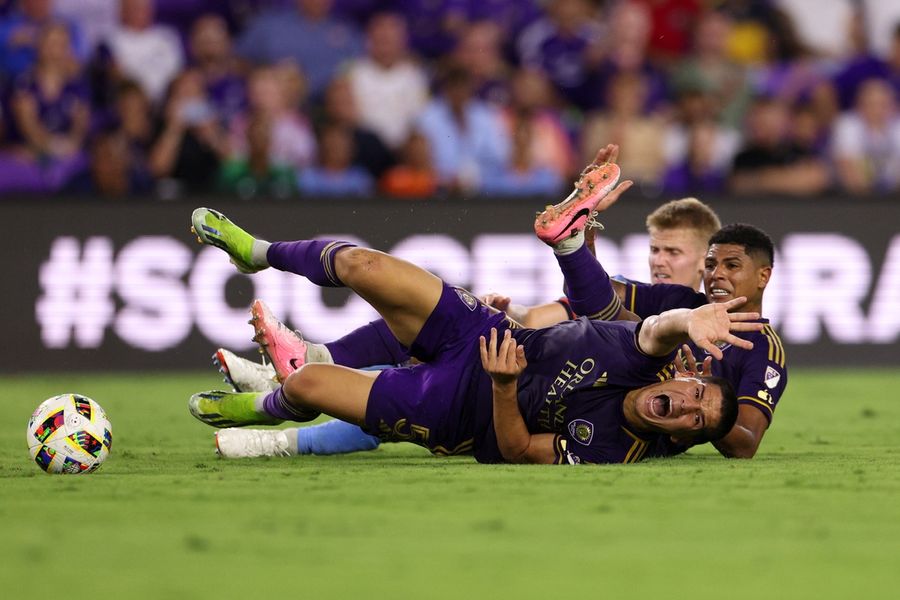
[65,126,153,197]
[219,111,296,200]
[379,130,438,199]
[730,95,830,195]
[831,9,896,110]
[516,0,605,110]
[54,0,117,56]
[661,119,728,195]
[189,13,247,128]
[345,12,428,151]
[105,0,183,105]
[317,74,394,178]
[585,1,669,113]
[0,0,84,79]
[637,0,703,65]
[1,22,88,192]
[467,0,543,56]
[581,71,667,188]
[236,0,363,98]
[395,0,468,60]
[452,21,512,106]
[229,64,316,172]
[416,65,510,192]
[479,118,562,197]
[831,77,900,194]
[499,68,575,181]
[670,10,751,129]
[149,68,227,196]
[663,79,740,182]
[297,122,373,196]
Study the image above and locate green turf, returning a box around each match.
[1,369,899,599]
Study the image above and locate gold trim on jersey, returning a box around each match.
[431,439,474,456]
[762,325,786,367]
[738,395,774,417]
[621,427,650,463]
[627,284,637,313]
[586,294,623,322]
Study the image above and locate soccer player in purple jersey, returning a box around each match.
[556,221,786,459]
[186,178,765,464]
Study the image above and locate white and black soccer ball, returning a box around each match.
[26,394,112,474]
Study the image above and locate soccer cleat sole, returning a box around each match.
[534,163,620,245]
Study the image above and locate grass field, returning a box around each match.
[2,368,899,599]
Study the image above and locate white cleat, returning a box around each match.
[213,348,279,392]
[215,428,294,458]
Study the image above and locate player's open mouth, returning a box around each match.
[649,394,671,417]
[709,287,730,300]
[652,272,670,282]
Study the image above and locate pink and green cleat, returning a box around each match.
[533,161,621,246]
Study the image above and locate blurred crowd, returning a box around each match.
[1,0,900,200]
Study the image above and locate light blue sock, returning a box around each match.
[296,420,381,455]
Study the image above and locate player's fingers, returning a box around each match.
[727,310,761,323]
[488,327,499,357]
[479,335,489,366]
[702,356,713,374]
[722,296,748,311]
[722,334,754,350]
[608,144,619,164]
[683,344,699,372]
[728,321,765,332]
[696,340,723,361]
[595,180,633,212]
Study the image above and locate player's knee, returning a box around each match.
[283,363,328,405]
[335,247,387,283]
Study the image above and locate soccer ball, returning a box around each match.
[26,393,112,474]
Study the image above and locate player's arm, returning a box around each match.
[713,406,768,458]
[638,298,763,358]
[479,328,556,464]
[676,344,772,459]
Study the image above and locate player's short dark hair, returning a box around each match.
[709,223,775,267]
[694,375,738,443]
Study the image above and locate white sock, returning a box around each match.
[553,230,585,255]
[306,342,334,364]
[251,239,271,267]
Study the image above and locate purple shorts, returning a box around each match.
[364,284,508,455]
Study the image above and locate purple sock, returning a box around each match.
[266,240,356,287]
[260,387,313,422]
[556,244,621,320]
[325,319,409,368]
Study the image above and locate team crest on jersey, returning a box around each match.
[764,366,781,389]
[453,287,478,311]
[568,419,594,445]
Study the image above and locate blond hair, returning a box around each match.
[645,198,722,244]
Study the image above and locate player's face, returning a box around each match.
[633,376,724,438]
[647,227,707,290]
[703,243,770,313]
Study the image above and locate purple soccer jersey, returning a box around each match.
[618,280,788,432]
[620,280,707,316]
[364,284,674,464]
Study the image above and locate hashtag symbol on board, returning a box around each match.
[36,237,115,348]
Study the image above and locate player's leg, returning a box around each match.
[190,363,379,428]
[533,155,633,320]
[215,420,381,458]
[191,208,442,347]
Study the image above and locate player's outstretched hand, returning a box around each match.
[480,328,527,387]
[686,297,764,360]
[480,292,511,312]
[674,343,713,377]
[592,143,620,166]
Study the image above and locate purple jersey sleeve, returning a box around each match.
[622,281,708,318]
[726,324,788,423]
